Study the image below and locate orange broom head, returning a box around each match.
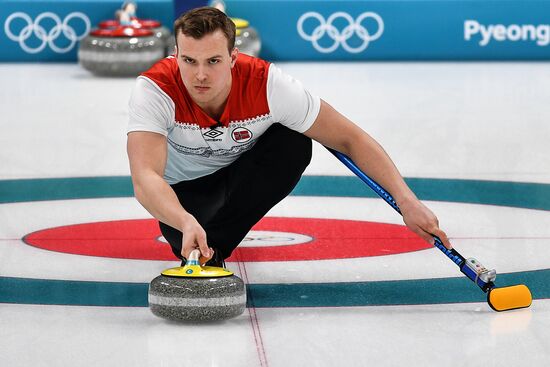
[488,285,532,312]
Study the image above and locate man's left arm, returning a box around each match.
[304,99,452,249]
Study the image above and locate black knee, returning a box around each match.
[255,124,312,174]
[280,127,312,172]
[250,125,312,199]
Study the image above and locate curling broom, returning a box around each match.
[328,148,532,312]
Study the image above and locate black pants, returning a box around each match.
[159,124,312,260]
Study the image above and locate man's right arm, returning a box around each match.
[126,131,213,261]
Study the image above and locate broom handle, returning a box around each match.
[327,148,466,267]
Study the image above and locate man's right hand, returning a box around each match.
[181,213,213,264]
[127,132,214,264]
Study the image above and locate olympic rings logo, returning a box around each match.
[4,12,91,54]
[297,11,384,54]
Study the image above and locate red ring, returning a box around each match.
[23,217,431,262]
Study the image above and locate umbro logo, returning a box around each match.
[203,128,223,139]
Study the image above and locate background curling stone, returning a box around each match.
[78,26,164,76]
[148,250,246,322]
[232,18,261,57]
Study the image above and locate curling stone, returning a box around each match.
[232,18,261,57]
[148,250,246,322]
[78,26,164,76]
[165,35,176,56]
[99,19,173,56]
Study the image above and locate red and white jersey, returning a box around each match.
[128,54,320,184]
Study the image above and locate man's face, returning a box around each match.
[176,29,237,109]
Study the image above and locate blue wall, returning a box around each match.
[174,0,208,18]
[224,0,550,60]
[2,0,550,61]
[0,0,174,61]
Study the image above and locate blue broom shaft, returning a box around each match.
[327,148,465,267]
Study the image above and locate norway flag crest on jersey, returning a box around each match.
[232,127,253,143]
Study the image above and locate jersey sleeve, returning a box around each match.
[267,64,321,133]
[127,76,175,136]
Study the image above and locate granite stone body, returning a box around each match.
[149,26,173,56]
[165,35,176,56]
[78,33,164,76]
[148,274,246,322]
[235,26,261,57]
